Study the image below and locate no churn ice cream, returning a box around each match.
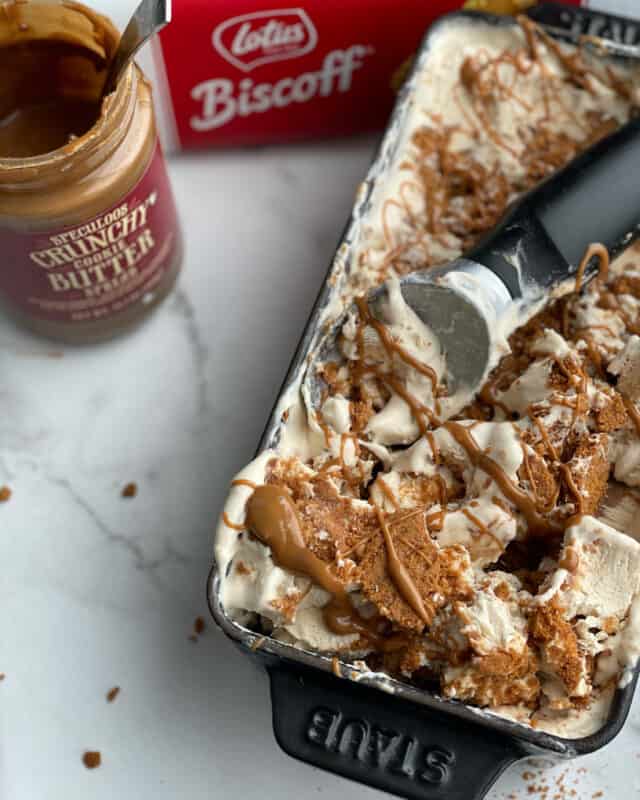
[216,16,640,737]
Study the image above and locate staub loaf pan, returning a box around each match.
[208,4,640,799]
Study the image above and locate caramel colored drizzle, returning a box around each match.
[349,296,441,436]
[460,507,503,551]
[424,475,449,533]
[426,430,440,465]
[559,464,584,515]
[246,485,345,597]
[372,16,632,291]
[460,54,519,158]
[444,421,562,536]
[317,428,366,495]
[479,380,511,418]
[375,505,431,626]
[222,512,245,532]
[382,198,413,249]
[354,297,439,391]
[314,408,334,447]
[528,408,560,462]
[231,479,257,490]
[382,372,439,433]
[536,24,594,94]
[224,479,259,529]
[491,496,512,517]
[376,476,400,510]
[246,485,407,649]
[578,334,606,379]
[575,242,610,292]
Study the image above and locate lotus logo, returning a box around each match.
[212,8,318,72]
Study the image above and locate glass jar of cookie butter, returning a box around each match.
[0,0,182,343]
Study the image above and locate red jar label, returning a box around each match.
[0,140,180,323]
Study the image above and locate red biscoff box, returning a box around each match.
[143,1,586,151]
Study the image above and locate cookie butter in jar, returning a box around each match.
[0,0,182,342]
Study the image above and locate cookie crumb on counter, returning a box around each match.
[82,751,101,769]
[0,486,12,502]
[0,673,5,681]
[106,686,120,703]
[121,482,137,498]
[188,616,206,642]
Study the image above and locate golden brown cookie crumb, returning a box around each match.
[593,391,627,432]
[0,486,11,502]
[82,751,101,769]
[442,648,540,708]
[270,592,303,622]
[562,433,609,515]
[530,602,586,697]
[106,687,120,703]
[121,482,137,498]
[194,616,206,635]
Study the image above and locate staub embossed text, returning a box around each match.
[306,707,455,786]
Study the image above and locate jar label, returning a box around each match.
[1,140,180,324]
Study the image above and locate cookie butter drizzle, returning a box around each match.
[348,296,441,436]
[574,242,609,292]
[444,421,562,536]
[361,17,633,290]
[245,485,409,649]
[374,505,431,625]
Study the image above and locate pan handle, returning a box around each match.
[268,662,526,800]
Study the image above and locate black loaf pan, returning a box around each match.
[208,4,640,798]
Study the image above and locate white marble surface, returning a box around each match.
[1,131,639,800]
[3,0,640,796]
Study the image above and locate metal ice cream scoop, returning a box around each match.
[306,115,640,410]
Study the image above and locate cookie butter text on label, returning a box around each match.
[29,192,159,297]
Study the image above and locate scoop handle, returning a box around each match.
[470,115,640,299]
